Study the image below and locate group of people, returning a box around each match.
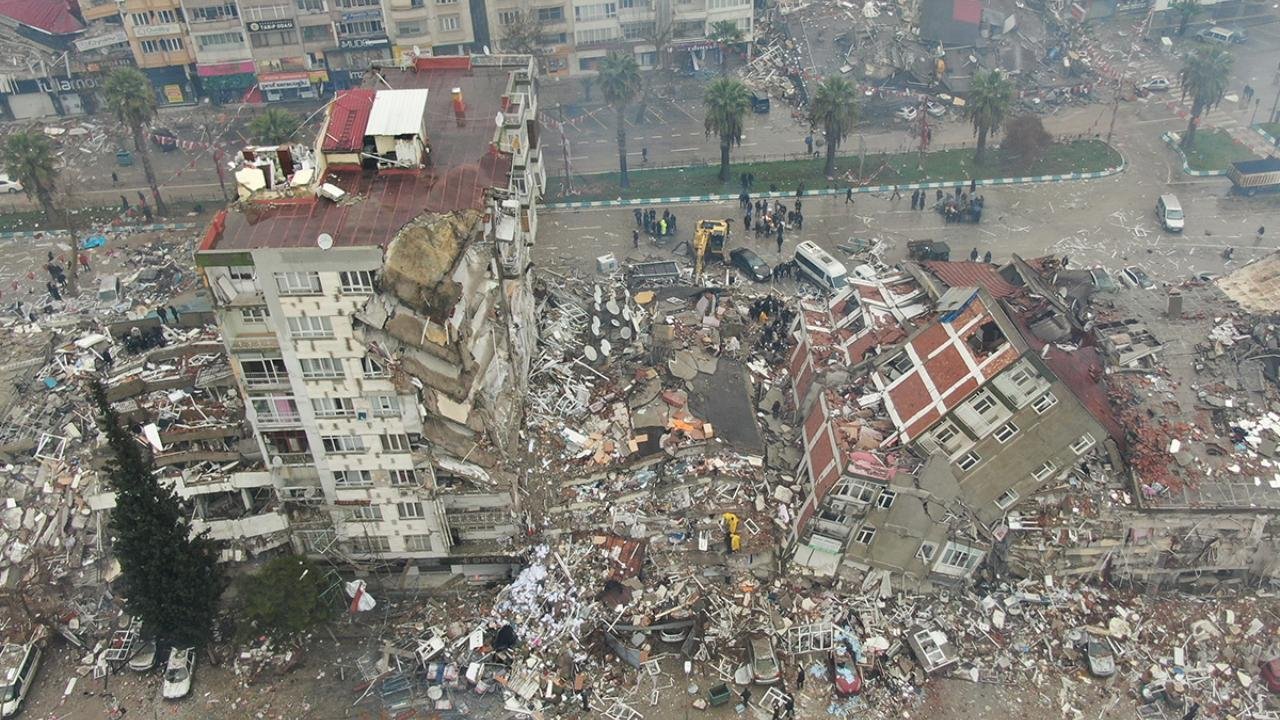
[632,207,679,246]
[751,294,795,360]
[744,197,802,252]
[932,182,984,224]
[119,190,154,223]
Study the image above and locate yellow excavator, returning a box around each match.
[692,219,731,279]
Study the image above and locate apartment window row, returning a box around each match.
[345,505,382,521]
[141,38,185,53]
[196,31,245,49]
[189,3,239,22]
[619,0,649,7]
[339,270,375,293]
[333,468,419,487]
[708,0,749,8]
[575,27,618,46]
[371,395,401,418]
[1032,459,1058,482]
[447,509,508,529]
[574,2,617,21]
[497,9,522,25]
[938,542,982,573]
[287,316,334,339]
[240,306,269,324]
[241,357,287,385]
[251,29,297,47]
[994,488,1019,510]
[438,0,459,5]
[1070,433,1096,455]
[348,535,390,553]
[854,525,875,545]
[299,356,343,379]
[312,396,356,418]
[322,434,366,454]
[382,433,411,452]
[251,396,299,422]
[536,5,565,21]
[540,32,568,45]
[276,271,320,294]
[439,15,460,31]
[337,0,379,6]
[956,450,981,472]
[301,24,332,42]
[131,9,182,25]
[404,534,432,551]
[1032,391,1058,414]
[244,3,289,20]
[396,21,426,37]
[993,421,1019,444]
[362,356,389,378]
[297,0,325,11]
[390,469,419,486]
[830,478,880,505]
[336,19,384,37]
[398,501,425,519]
[622,21,654,40]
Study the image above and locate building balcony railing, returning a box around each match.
[269,452,313,466]
[244,373,291,389]
[230,333,280,352]
[255,412,302,428]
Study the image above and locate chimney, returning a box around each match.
[1166,288,1182,319]
[452,87,466,127]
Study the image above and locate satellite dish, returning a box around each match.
[610,317,620,327]
[620,325,633,340]
[591,316,601,336]
[584,345,598,362]
[271,456,283,467]
[494,111,504,127]
[606,299,620,315]
[622,307,633,321]
[593,285,602,304]
[317,233,334,250]
[600,339,612,357]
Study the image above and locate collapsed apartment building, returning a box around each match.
[193,54,544,579]
[785,253,1280,594]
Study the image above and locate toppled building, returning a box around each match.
[196,55,544,576]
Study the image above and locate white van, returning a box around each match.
[1196,27,1239,44]
[0,638,42,718]
[794,241,849,291]
[1156,194,1184,232]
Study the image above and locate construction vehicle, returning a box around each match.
[692,219,731,278]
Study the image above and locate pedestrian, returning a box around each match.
[845,187,853,204]
[804,134,813,155]
[669,214,677,235]
[983,250,992,263]
[744,214,751,230]
[142,205,153,223]
[168,305,180,323]
[1258,225,1266,241]
[796,668,805,689]
[776,227,784,253]
[659,217,667,236]
[794,198,801,214]
[120,195,130,212]
[634,208,642,227]
[955,184,962,197]
[747,172,754,187]
[795,212,803,230]
[641,147,648,163]
[46,281,60,301]
[156,306,168,323]
[741,688,752,706]
[740,172,748,189]
[911,189,920,209]
[891,185,901,201]
[78,252,90,273]
[970,247,979,261]
[111,171,119,186]
[936,188,944,201]
[969,177,977,194]
[136,190,147,207]
[633,229,640,248]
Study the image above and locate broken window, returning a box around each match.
[1070,433,1096,455]
[917,542,937,562]
[993,421,1020,444]
[390,469,419,486]
[361,356,388,378]
[830,478,879,504]
[339,270,376,294]
[956,451,981,472]
[287,316,334,339]
[937,542,982,573]
[241,357,287,386]
[348,535,390,553]
[240,306,269,324]
[345,505,383,521]
[381,434,411,452]
[995,488,1019,509]
[876,490,896,509]
[312,397,356,418]
[228,267,255,281]
[370,394,400,417]
[275,271,321,295]
[322,435,366,454]
[446,508,509,530]
[397,501,425,519]
[1032,392,1058,414]
[264,430,309,461]
[1031,459,1058,481]
[299,357,344,379]
[854,526,876,544]
[927,421,972,456]
[882,350,915,381]
[966,320,1006,356]
[334,469,373,486]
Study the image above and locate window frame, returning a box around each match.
[876,489,896,509]
[1070,433,1096,455]
[993,421,1020,444]
[956,451,981,472]
[287,316,334,339]
[854,526,876,545]
[994,488,1019,510]
[397,501,425,519]
[339,270,376,294]
[333,469,373,487]
[345,505,383,521]
[1032,459,1058,482]
[321,434,366,454]
[275,271,321,295]
[381,433,411,452]
[1032,392,1058,414]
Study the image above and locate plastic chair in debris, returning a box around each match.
[708,683,732,707]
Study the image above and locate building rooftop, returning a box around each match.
[200,57,520,254]
[321,89,375,152]
[0,0,84,37]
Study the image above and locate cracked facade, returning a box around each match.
[195,54,541,573]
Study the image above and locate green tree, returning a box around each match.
[248,108,300,145]
[498,8,545,55]
[1001,114,1053,170]
[104,68,168,215]
[808,76,859,178]
[708,20,744,75]
[1170,0,1202,36]
[1178,47,1233,149]
[703,78,750,182]
[2,132,77,295]
[92,382,223,649]
[965,70,1014,165]
[234,555,330,642]
[597,52,642,189]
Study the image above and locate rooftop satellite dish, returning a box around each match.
[600,339,612,357]
[620,325,633,340]
[610,317,620,327]
[584,345,598,362]
[271,455,283,467]
[622,307,633,321]
[605,299,620,315]
[591,316,601,336]
[317,233,334,250]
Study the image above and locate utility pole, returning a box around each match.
[916,96,930,172]
[1106,77,1122,146]
[556,103,573,195]
[1271,64,1280,123]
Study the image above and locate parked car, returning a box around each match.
[1140,76,1171,92]
[162,647,195,699]
[150,127,178,152]
[747,635,781,685]
[895,106,918,122]
[0,634,42,718]
[0,175,22,194]
[829,641,863,696]
[1123,265,1156,290]
[128,641,157,672]
[730,247,772,282]
[926,100,947,118]
[1085,638,1116,678]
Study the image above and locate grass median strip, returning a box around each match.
[1178,129,1259,173]
[550,140,1121,202]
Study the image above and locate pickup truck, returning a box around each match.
[1227,157,1280,196]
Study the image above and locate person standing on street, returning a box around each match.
[633,229,640,248]
[969,177,977,194]
[910,189,919,209]
[970,247,979,261]
[805,134,813,155]
[641,147,648,163]
[111,171,119,186]
[744,213,751,231]
[983,250,992,263]
[634,208,642,227]
[776,224,784,253]
[845,187,853,204]
[891,185,901,201]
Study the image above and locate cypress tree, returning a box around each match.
[91,382,223,648]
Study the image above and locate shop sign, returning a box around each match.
[337,36,389,49]
[133,23,182,38]
[341,9,381,21]
[36,76,100,93]
[246,19,296,32]
[74,31,129,51]
[259,71,312,90]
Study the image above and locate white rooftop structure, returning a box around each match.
[367,89,430,137]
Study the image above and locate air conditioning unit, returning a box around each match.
[356,411,368,420]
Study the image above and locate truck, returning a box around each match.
[1227,157,1280,196]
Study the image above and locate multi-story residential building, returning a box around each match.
[789,275,1108,589]
[483,0,753,76]
[119,0,199,104]
[196,55,543,576]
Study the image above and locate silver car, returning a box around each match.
[748,635,781,685]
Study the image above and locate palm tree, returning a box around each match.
[965,70,1014,164]
[248,108,300,145]
[1170,0,1202,36]
[709,20,744,75]
[104,68,168,215]
[1,132,76,294]
[808,76,859,178]
[1178,47,1233,149]
[597,52,642,189]
[703,78,751,182]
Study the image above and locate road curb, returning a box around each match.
[543,160,1127,209]
[0,222,201,241]
[1161,131,1227,177]
[1254,125,1280,148]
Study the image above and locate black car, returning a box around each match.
[151,127,177,152]
[730,248,772,282]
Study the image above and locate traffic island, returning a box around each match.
[547,139,1122,207]
[1163,129,1260,176]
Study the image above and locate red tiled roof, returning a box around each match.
[952,0,982,24]
[321,89,374,152]
[923,261,1022,298]
[0,0,84,35]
